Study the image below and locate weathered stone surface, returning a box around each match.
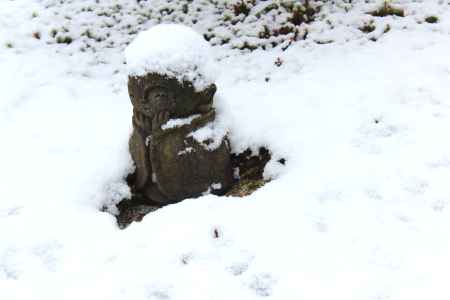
[116,199,159,229]
[128,73,233,205]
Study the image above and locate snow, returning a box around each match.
[2,0,450,300]
[161,115,201,130]
[178,147,194,156]
[188,121,229,151]
[211,183,222,190]
[125,24,216,91]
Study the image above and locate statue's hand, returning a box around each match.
[152,111,170,134]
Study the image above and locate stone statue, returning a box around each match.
[128,73,233,205]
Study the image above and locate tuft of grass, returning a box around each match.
[5,42,13,48]
[226,179,267,197]
[290,2,316,26]
[255,3,278,18]
[182,3,189,14]
[360,23,376,33]
[82,29,95,39]
[274,25,296,36]
[258,25,271,39]
[369,2,405,17]
[425,16,439,24]
[56,36,73,44]
[238,41,258,51]
[232,0,255,17]
[50,28,58,38]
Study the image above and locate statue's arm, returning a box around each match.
[151,110,216,139]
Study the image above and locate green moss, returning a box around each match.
[50,29,58,38]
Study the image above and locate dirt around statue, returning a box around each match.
[128,73,233,205]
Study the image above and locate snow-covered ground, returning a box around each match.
[2,0,450,299]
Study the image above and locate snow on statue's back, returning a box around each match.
[124,24,215,92]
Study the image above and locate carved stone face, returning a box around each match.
[128,73,216,119]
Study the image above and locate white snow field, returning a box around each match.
[2,0,450,299]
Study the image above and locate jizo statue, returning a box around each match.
[128,73,233,205]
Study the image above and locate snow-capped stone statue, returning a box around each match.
[125,24,233,204]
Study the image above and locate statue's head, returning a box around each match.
[128,73,216,119]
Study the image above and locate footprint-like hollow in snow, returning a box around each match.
[0,263,19,280]
[248,273,276,297]
[227,253,254,276]
[0,249,20,280]
[147,288,170,300]
[0,206,22,218]
[228,261,250,276]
